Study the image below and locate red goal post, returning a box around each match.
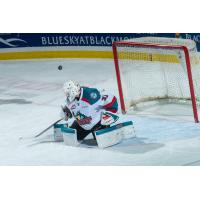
[112,41,199,123]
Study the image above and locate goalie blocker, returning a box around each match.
[53,120,135,148]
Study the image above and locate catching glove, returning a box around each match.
[61,105,73,121]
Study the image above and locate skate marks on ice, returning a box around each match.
[24,134,59,147]
[183,159,200,166]
[25,136,98,148]
[0,98,32,105]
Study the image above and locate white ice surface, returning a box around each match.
[0,58,200,166]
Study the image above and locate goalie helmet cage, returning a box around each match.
[112,41,199,123]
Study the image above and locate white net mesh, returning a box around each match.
[114,38,200,121]
[126,37,197,53]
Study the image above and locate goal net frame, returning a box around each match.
[112,41,199,123]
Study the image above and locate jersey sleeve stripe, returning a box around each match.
[81,97,90,104]
[103,96,117,108]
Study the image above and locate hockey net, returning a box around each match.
[112,37,200,122]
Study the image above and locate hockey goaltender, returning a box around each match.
[53,80,135,148]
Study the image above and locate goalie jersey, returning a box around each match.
[64,87,118,130]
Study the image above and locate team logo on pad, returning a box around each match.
[90,92,97,99]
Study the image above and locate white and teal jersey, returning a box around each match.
[64,87,118,130]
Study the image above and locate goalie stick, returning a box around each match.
[44,105,73,139]
[19,118,63,140]
[20,105,72,140]
[34,118,63,138]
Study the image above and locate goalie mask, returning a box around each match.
[63,80,81,102]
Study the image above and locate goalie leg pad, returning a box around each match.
[61,126,79,146]
[54,123,64,142]
[54,123,79,146]
[95,121,135,148]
